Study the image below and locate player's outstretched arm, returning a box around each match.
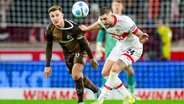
[79,22,101,31]
[77,36,98,69]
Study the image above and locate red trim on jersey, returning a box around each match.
[121,33,129,38]
[104,85,113,90]
[108,32,129,40]
[115,83,123,89]
[133,28,139,34]
[111,15,117,27]
[122,53,134,63]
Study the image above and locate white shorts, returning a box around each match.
[107,42,143,66]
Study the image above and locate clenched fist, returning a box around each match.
[90,58,98,69]
[43,67,52,79]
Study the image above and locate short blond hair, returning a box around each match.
[112,0,122,3]
[48,5,62,13]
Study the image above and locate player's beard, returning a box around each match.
[104,22,112,28]
[105,25,109,28]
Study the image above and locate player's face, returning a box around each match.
[99,13,112,28]
[111,2,124,14]
[49,10,64,27]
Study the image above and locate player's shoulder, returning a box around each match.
[64,19,84,35]
[65,19,79,26]
[118,15,133,22]
[62,19,81,31]
[118,15,135,28]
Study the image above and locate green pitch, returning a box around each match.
[0,100,183,104]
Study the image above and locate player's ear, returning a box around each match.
[60,12,64,17]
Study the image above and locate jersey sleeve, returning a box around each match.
[124,16,138,34]
[97,28,106,42]
[45,24,53,42]
[45,24,53,67]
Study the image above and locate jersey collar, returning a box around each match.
[56,19,74,30]
[110,15,117,27]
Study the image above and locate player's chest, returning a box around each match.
[106,24,129,40]
[106,24,126,35]
[52,28,74,41]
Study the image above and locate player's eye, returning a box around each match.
[103,18,107,21]
[100,18,106,21]
[50,15,54,18]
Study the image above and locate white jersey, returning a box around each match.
[98,14,142,47]
[98,15,143,65]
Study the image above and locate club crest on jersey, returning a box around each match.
[67,35,72,39]
[116,29,121,35]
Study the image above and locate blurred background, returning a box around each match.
[0,0,183,101]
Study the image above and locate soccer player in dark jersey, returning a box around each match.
[43,5,101,104]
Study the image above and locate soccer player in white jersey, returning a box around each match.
[79,7,149,104]
[96,0,137,97]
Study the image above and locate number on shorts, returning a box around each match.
[75,52,80,57]
[126,49,135,55]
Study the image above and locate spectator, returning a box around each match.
[0,0,11,41]
[148,0,160,19]
[0,0,11,28]
[143,27,162,60]
[156,19,172,60]
[171,0,181,19]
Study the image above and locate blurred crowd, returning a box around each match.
[0,0,184,60]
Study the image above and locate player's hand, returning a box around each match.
[79,25,88,31]
[43,67,52,79]
[96,42,105,60]
[139,33,149,44]
[90,58,98,69]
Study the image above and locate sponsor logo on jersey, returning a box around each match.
[67,35,72,39]
[116,29,121,35]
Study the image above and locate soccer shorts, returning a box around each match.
[64,51,87,74]
[107,45,143,66]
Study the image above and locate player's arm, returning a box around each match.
[79,21,101,31]
[134,29,149,44]
[44,25,53,78]
[45,26,53,67]
[76,31,98,69]
[126,16,149,44]
[45,40,53,67]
